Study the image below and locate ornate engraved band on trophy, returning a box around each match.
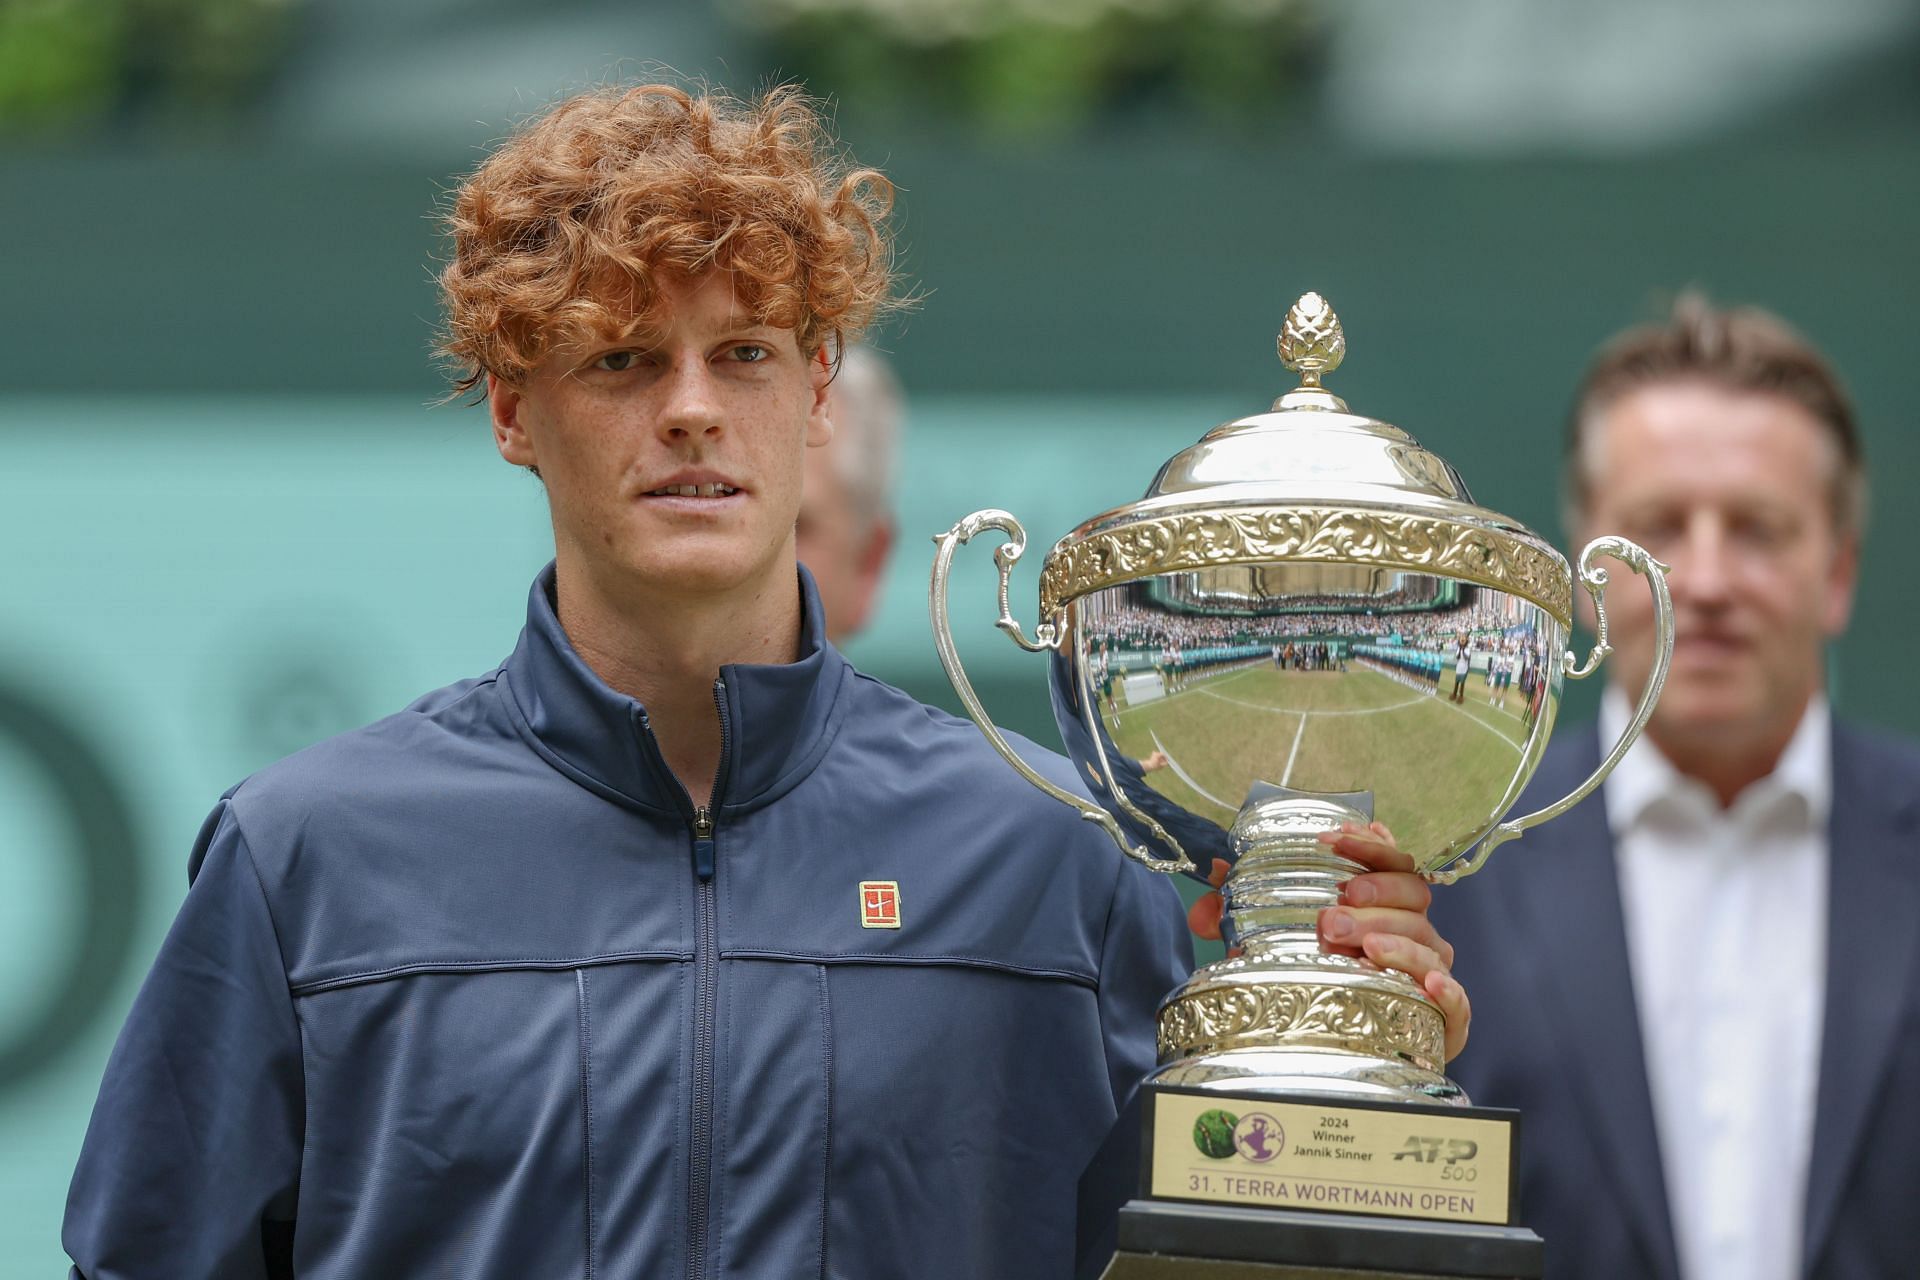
[930,294,1674,1278]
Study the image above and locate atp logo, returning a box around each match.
[1393,1136,1479,1165]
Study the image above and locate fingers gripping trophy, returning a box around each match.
[931,295,1674,1278]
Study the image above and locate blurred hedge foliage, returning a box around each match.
[0,0,298,131]
[727,0,1322,137]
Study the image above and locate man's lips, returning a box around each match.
[643,482,740,498]
[638,469,746,504]
[1672,631,1751,662]
[638,488,746,518]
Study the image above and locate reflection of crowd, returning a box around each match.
[1096,638,1353,695]
[1153,582,1447,612]
[1092,598,1522,664]
[1351,631,1553,728]
[1353,643,1446,694]
[1097,606,1301,649]
[1088,599,1557,721]
[1274,641,1343,672]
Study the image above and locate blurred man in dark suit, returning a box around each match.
[1435,295,1920,1280]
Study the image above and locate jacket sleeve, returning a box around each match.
[1075,857,1194,1279]
[64,802,304,1279]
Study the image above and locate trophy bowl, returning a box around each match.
[932,293,1673,1113]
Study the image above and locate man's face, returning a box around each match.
[1576,380,1858,758]
[797,421,892,643]
[489,272,832,602]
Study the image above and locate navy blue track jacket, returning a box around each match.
[64,567,1193,1279]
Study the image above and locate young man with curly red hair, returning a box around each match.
[64,84,1465,1279]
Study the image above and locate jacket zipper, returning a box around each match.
[686,678,729,1280]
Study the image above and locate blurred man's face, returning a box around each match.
[1576,380,1857,765]
[797,432,892,643]
[490,272,832,605]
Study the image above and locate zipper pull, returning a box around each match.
[692,805,716,880]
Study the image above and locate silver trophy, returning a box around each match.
[931,293,1674,1118]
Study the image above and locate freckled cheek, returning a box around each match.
[762,484,806,542]
[545,450,637,528]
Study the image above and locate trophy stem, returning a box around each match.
[1222,795,1371,954]
[1150,792,1465,1105]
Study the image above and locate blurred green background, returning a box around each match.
[5,1,1920,1269]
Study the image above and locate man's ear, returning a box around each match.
[1824,528,1861,637]
[489,373,538,469]
[859,516,895,575]
[806,345,835,448]
[841,517,896,636]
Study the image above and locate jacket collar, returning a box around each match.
[1598,686,1831,834]
[501,562,851,816]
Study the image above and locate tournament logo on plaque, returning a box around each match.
[1232,1114,1285,1163]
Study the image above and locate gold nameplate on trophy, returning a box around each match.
[1143,1088,1517,1226]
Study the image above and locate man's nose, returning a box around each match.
[656,358,723,441]
[1670,514,1733,604]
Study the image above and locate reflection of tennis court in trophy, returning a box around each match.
[1104,665,1530,859]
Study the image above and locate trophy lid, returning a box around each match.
[1039,292,1573,625]
[1147,292,1470,505]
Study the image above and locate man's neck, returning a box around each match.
[553,555,805,805]
[1641,695,1817,810]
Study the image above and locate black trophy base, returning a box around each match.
[1101,1199,1543,1280]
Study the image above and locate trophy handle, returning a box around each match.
[930,509,1196,875]
[1429,536,1673,884]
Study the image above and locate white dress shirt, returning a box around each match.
[1601,690,1830,1280]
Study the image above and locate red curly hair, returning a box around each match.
[439,83,899,393]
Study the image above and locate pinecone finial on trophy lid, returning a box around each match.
[1274,291,1350,412]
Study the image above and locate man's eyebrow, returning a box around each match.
[589,328,663,352]
[1726,497,1803,520]
[1613,496,1678,516]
